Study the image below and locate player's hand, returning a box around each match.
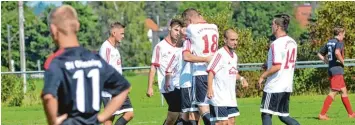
[262,63,267,71]
[207,89,214,99]
[258,77,265,91]
[164,81,170,93]
[242,79,249,88]
[206,55,214,63]
[146,87,154,97]
[54,113,67,125]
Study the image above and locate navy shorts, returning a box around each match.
[194,75,208,106]
[163,88,182,112]
[210,106,240,121]
[181,87,198,113]
[102,96,133,115]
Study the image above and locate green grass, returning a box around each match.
[2,75,355,125]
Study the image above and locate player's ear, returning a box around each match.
[75,21,80,33]
[168,26,171,31]
[50,24,58,39]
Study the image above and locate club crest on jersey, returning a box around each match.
[229,67,238,75]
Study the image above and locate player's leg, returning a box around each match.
[163,88,182,125]
[278,93,300,125]
[319,76,340,120]
[335,75,355,118]
[102,97,116,125]
[188,111,200,125]
[194,76,211,125]
[260,92,273,125]
[227,107,239,125]
[210,106,229,125]
[181,87,192,124]
[114,97,134,125]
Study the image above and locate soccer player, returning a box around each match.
[99,22,134,125]
[165,23,200,125]
[317,26,355,120]
[42,5,130,125]
[258,14,300,125]
[147,19,184,125]
[181,8,218,125]
[206,29,249,125]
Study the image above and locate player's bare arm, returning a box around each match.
[42,94,68,125]
[97,88,130,123]
[164,72,172,92]
[236,73,248,88]
[207,71,214,99]
[335,49,344,65]
[258,64,281,90]
[183,51,213,63]
[317,53,329,64]
[147,66,156,97]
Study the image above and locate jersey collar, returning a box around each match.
[223,46,234,58]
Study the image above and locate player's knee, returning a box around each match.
[124,111,134,120]
[228,118,235,125]
[340,87,348,96]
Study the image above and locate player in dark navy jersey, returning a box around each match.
[317,26,355,120]
[41,5,131,125]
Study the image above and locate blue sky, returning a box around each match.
[27,1,63,7]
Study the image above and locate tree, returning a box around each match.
[233,1,305,41]
[1,1,50,70]
[144,1,180,27]
[90,1,150,67]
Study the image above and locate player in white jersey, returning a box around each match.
[182,8,217,125]
[165,24,200,125]
[258,14,300,125]
[206,29,249,125]
[147,19,183,125]
[99,22,134,125]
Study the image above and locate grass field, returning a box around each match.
[2,75,355,125]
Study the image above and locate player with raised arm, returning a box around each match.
[147,19,184,125]
[99,22,134,125]
[317,26,355,120]
[258,14,300,125]
[206,29,249,125]
[181,8,218,125]
[165,23,200,125]
[41,5,130,125]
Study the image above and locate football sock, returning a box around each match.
[115,117,128,125]
[202,112,211,125]
[341,96,354,115]
[320,95,333,115]
[279,116,300,125]
[261,113,272,125]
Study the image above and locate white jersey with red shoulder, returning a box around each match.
[167,39,194,88]
[207,47,238,107]
[264,36,298,93]
[151,39,180,93]
[99,40,123,97]
[186,23,219,76]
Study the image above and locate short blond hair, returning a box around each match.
[48,5,79,35]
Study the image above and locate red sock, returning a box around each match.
[320,95,333,115]
[341,96,354,115]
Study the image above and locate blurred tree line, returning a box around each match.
[1,1,354,96]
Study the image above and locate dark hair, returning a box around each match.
[333,26,345,36]
[170,19,183,28]
[181,8,200,20]
[273,14,290,31]
[110,21,125,29]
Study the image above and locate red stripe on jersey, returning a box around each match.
[166,55,176,73]
[210,54,222,71]
[271,44,281,65]
[183,39,192,52]
[154,46,160,64]
[44,49,65,70]
[206,70,216,75]
[106,48,111,63]
[151,63,160,67]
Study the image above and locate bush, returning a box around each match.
[1,67,24,106]
[22,78,42,106]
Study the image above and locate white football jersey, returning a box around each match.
[207,47,238,107]
[99,40,122,74]
[151,39,180,93]
[99,40,122,97]
[167,40,193,88]
[186,23,219,76]
[264,36,298,93]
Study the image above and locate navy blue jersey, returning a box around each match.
[42,47,130,124]
[319,38,345,76]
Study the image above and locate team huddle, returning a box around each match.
[41,5,354,125]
